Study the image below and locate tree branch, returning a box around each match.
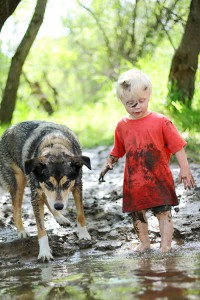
[76,0,113,57]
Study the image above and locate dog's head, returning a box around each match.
[25,153,91,211]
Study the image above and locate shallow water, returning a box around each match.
[0,243,200,300]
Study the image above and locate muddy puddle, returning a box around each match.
[0,245,200,300]
[0,146,200,299]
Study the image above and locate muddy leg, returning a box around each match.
[72,187,91,240]
[10,167,29,238]
[132,210,150,252]
[31,191,53,261]
[44,198,71,225]
[156,210,173,253]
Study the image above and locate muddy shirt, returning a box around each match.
[110,112,186,212]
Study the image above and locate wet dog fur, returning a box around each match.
[0,121,91,261]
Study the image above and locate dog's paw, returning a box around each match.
[77,223,91,240]
[18,230,30,239]
[38,235,54,262]
[53,212,71,226]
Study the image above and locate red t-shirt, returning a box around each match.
[110,112,186,212]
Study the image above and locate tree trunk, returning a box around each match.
[0,0,21,32]
[168,0,200,107]
[0,0,48,125]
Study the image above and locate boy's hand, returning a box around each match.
[99,155,118,182]
[175,149,195,189]
[99,165,113,182]
[178,171,195,189]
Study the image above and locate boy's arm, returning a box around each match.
[99,155,119,182]
[174,148,195,189]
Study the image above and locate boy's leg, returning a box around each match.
[132,210,150,252]
[155,207,173,252]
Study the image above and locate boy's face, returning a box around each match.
[121,90,151,120]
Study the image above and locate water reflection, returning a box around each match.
[0,246,200,300]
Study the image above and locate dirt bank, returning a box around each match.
[0,146,199,265]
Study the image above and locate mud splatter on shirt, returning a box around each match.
[110,112,186,212]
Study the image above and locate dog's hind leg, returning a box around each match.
[30,191,53,261]
[72,187,91,240]
[10,165,29,238]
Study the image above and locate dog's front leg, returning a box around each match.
[43,198,71,226]
[10,167,29,238]
[31,191,53,261]
[72,187,91,240]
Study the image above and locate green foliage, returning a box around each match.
[0,124,8,137]
[169,101,200,131]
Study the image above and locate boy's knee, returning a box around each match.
[152,205,171,217]
[154,208,172,222]
[132,210,147,223]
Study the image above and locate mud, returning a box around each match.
[0,146,199,265]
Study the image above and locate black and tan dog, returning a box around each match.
[0,121,91,261]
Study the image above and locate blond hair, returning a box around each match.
[116,69,152,101]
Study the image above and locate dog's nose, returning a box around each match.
[54,203,64,210]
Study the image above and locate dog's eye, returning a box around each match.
[62,181,70,189]
[45,181,54,190]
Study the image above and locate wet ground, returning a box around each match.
[0,146,200,299]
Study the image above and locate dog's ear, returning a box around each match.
[70,156,91,170]
[25,159,36,175]
[81,156,91,170]
[25,158,46,175]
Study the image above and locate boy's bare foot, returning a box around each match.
[132,211,150,252]
[160,245,171,253]
[135,241,151,252]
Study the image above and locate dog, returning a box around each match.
[0,121,91,261]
